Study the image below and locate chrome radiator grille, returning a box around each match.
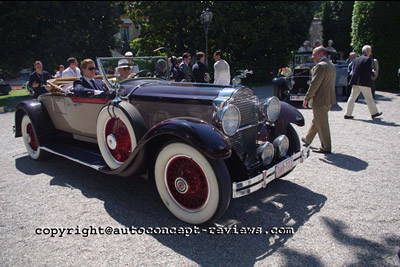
[229,88,259,166]
[230,88,258,127]
[230,126,258,166]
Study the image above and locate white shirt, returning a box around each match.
[213,59,231,85]
[54,71,63,78]
[62,67,81,78]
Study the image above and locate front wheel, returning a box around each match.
[277,124,300,179]
[21,114,47,160]
[154,142,231,225]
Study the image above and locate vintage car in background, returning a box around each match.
[14,55,310,225]
[273,51,348,103]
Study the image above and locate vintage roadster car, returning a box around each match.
[273,51,348,102]
[14,56,310,225]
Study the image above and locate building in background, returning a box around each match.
[309,17,322,47]
[114,15,140,55]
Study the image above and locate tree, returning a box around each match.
[0,1,123,76]
[321,1,354,56]
[127,1,314,82]
[351,1,400,91]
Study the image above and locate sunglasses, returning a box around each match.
[120,67,130,70]
[88,67,96,71]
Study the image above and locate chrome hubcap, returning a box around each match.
[106,134,117,150]
[175,177,188,194]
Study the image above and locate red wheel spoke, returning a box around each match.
[105,117,132,163]
[166,156,209,211]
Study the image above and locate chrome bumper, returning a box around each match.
[232,145,311,198]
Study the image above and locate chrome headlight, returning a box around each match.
[262,96,281,122]
[220,105,241,136]
[273,135,289,157]
[257,142,275,165]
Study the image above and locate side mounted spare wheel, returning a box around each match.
[21,114,47,160]
[154,142,231,225]
[97,102,146,170]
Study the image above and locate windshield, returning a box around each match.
[294,54,314,65]
[97,56,170,91]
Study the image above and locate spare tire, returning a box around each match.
[96,102,146,170]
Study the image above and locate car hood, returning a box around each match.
[130,81,230,102]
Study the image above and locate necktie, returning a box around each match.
[90,80,98,90]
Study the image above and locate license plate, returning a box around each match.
[290,95,305,101]
[275,157,294,178]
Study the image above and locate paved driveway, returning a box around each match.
[0,89,399,266]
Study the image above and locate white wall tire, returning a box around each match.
[21,114,44,160]
[97,105,138,170]
[277,124,301,179]
[154,142,231,225]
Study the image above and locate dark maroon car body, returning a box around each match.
[14,56,310,224]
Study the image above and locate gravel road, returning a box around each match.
[0,89,399,266]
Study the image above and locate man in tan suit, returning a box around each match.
[302,46,336,154]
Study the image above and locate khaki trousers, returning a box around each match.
[345,85,378,116]
[305,105,332,152]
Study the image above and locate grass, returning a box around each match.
[0,89,31,111]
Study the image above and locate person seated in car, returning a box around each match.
[155,59,168,79]
[115,59,136,81]
[72,59,108,97]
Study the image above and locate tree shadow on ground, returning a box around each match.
[15,155,327,266]
[330,103,343,111]
[374,93,393,102]
[352,118,400,127]
[322,217,400,266]
[318,153,368,172]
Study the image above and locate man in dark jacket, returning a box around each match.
[179,53,192,82]
[28,61,51,98]
[73,59,108,97]
[192,52,210,83]
[344,45,382,119]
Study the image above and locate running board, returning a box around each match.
[41,143,107,171]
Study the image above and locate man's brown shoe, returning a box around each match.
[371,112,382,119]
[344,115,354,119]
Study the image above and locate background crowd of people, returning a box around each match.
[27,49,232,98]
[167,50,230,85]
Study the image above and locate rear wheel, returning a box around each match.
[154,142,231,225]
[21,114,47,160]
